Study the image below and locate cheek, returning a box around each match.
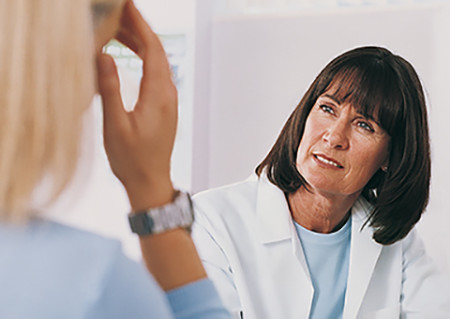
[371,139,389,166]
[296,126,326,175]
[296,130,312,164]
[353,140,389,176]
[297,117,324,154]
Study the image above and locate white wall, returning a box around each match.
[135,0,197,191]
[134,0,196,31]
[419,4,450,275]
[193,2,450,273]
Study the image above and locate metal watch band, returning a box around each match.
[128,191,194,236]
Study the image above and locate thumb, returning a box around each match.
[96,54,127,128]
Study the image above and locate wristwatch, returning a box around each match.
[128,191,194,236]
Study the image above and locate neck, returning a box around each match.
[288,187,359,233]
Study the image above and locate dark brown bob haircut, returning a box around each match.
[256,46,430,245]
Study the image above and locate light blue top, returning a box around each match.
[0,219,230,319]
[294,217,351,319]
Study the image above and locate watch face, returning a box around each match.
[129,213,155,235]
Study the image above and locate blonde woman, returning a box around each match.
[0,0,229,318]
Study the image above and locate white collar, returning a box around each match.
[254,174,383,318]
[255,174,375,244]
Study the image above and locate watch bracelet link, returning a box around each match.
[128,190,194,236]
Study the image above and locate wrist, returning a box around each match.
[125,178,174,211]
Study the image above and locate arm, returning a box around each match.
[96,1,230,317]
[401,229,450,318]
[96,0,205,290]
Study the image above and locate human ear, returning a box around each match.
[380,139,391,173]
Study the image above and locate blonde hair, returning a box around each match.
[0,0,97,221]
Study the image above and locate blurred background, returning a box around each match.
[45,0,450,277]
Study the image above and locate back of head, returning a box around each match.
[0,0,96,221]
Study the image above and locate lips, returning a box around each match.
[313,154,344,169]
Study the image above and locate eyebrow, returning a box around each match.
[323,94,342,105]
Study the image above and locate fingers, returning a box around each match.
[96,53,128,129]
[116,29,139,55]
[117,0,156,59]
[96,1,178,207]
[116,0,175,111]
[116,1,147,58]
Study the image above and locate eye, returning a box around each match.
[319,104,335,114]
[357,121,375,133]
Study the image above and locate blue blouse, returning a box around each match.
[0,219,229,319]
[294,217,351,319]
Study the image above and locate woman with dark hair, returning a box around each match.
[192,46,450,318]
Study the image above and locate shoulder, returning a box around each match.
[42,219,124,263]
[0,219,126,286]
[351,197,425,254]
[351,197,445,277]
[0,219,160,317]
[351,197,424,250]
[0,218,122,257]
[43,222,172,318]
[192,174,292,243]
[191,175,263,249]
[194,175,259,205]
[396,228,450,314]
[193,175,260,217]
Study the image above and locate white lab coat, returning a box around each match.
[192,174,450,319]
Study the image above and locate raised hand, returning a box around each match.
[96,0,177,210]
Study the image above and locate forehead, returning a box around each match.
[318,74,383,121]
[316,91,375,124]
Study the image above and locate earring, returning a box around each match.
[381,166,388,173]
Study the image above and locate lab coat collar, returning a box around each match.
[255,174,293,244]
[343,197,382,319]
[255,175,383,318]
[255,174,313,298]
[255,174,376,245]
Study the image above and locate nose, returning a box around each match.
[322,120,349,150]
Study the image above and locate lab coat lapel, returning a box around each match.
[343,198,382,319]
[255,175,313,316]
[255,174,292,244]
[255,174,310,274]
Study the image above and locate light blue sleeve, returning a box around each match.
[167,279,231,319]
[85,249,230,319]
